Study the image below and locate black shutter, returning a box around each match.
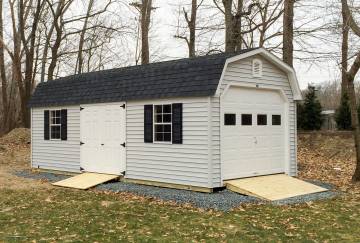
[172,103,183,144]
[44,110,50,140]
[61,109,67,140]
[144,105,153,143]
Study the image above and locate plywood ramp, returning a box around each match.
[52,172,119,190]
[225,174,328,201]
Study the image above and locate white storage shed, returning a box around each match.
[29,48,302,191]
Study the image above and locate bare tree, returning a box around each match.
[283,0,293,66]
[341,1,349,95]
[213,0,259,52]
[0,0,9,132]
[174,0,204,57]
[19,0,45,127]
[46,0,74,81]
[341,0,360,181]
[131,0,154,64]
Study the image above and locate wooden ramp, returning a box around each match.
[225,174,328,201]
[52,172,119,190]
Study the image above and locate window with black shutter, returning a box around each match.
[60,109,67,140]
[172,103,183,144]
[144,103,183,144]
[44,109,68,140]
[44,110,50,140]
[144,105,154,143]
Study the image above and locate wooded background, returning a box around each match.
[0,0,359,178]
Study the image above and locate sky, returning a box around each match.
[144,0,357,90]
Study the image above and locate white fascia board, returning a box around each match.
[215,48,303,100]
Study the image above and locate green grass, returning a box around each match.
[0,188,359,242]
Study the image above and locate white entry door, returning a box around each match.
[80,103,126,175]
[221,86,287,180]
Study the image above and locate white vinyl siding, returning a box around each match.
[126,97,213,188]
[31,106,80,172]
[210,96,221,187]
[213,54,297,185]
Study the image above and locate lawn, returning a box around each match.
[0,188,359,242]
[1,129,360,242]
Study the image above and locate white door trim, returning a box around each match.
[80,102,126,175]
[219,83,290,184]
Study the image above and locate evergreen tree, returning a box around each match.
[296,102,305,130]
[301,85,323,130]
[335,93,352,130]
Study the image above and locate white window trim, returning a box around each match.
[153,104,173,144]
[49,109,61,140]
[252,58,263,77]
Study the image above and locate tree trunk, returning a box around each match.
[188,0,196,57]
[19,0,43,128]
[282,0,294,67]
[223,0,235,52]
[40,23,55,83]
[341,0,360,181]
[341,7,349,95]
[47,20,62,81]
[76,0,95,74]
[140,0,152,64]
[347,72,360,181]
[0,0,9,132]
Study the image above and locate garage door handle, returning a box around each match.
[101,143,104,146]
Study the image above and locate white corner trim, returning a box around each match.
[215,48,302,100]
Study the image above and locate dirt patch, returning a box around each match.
[0,128,30,145]
[0,128,50,190]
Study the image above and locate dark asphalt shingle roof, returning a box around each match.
[28,49,256,107]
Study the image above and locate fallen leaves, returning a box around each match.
[297,132,360,193]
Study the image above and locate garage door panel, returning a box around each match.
[221,87,286,180]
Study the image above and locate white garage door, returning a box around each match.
[221,87,287,180]
[80,103,126,175]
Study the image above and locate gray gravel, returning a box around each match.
[97,182,260,211]
[14,170,339,211]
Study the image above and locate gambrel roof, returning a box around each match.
[29,48,301,107]
[28,49,255,107]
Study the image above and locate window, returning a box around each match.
[154,104,172,142]
[257,114,267,125]
[272,115,281,125]
[224,114,236,125]
[252,59,262,77]
[50,110,61,139]
[241,114,252,125]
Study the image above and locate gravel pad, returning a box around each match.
[97,182,260,211]
[14,170,338,211]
